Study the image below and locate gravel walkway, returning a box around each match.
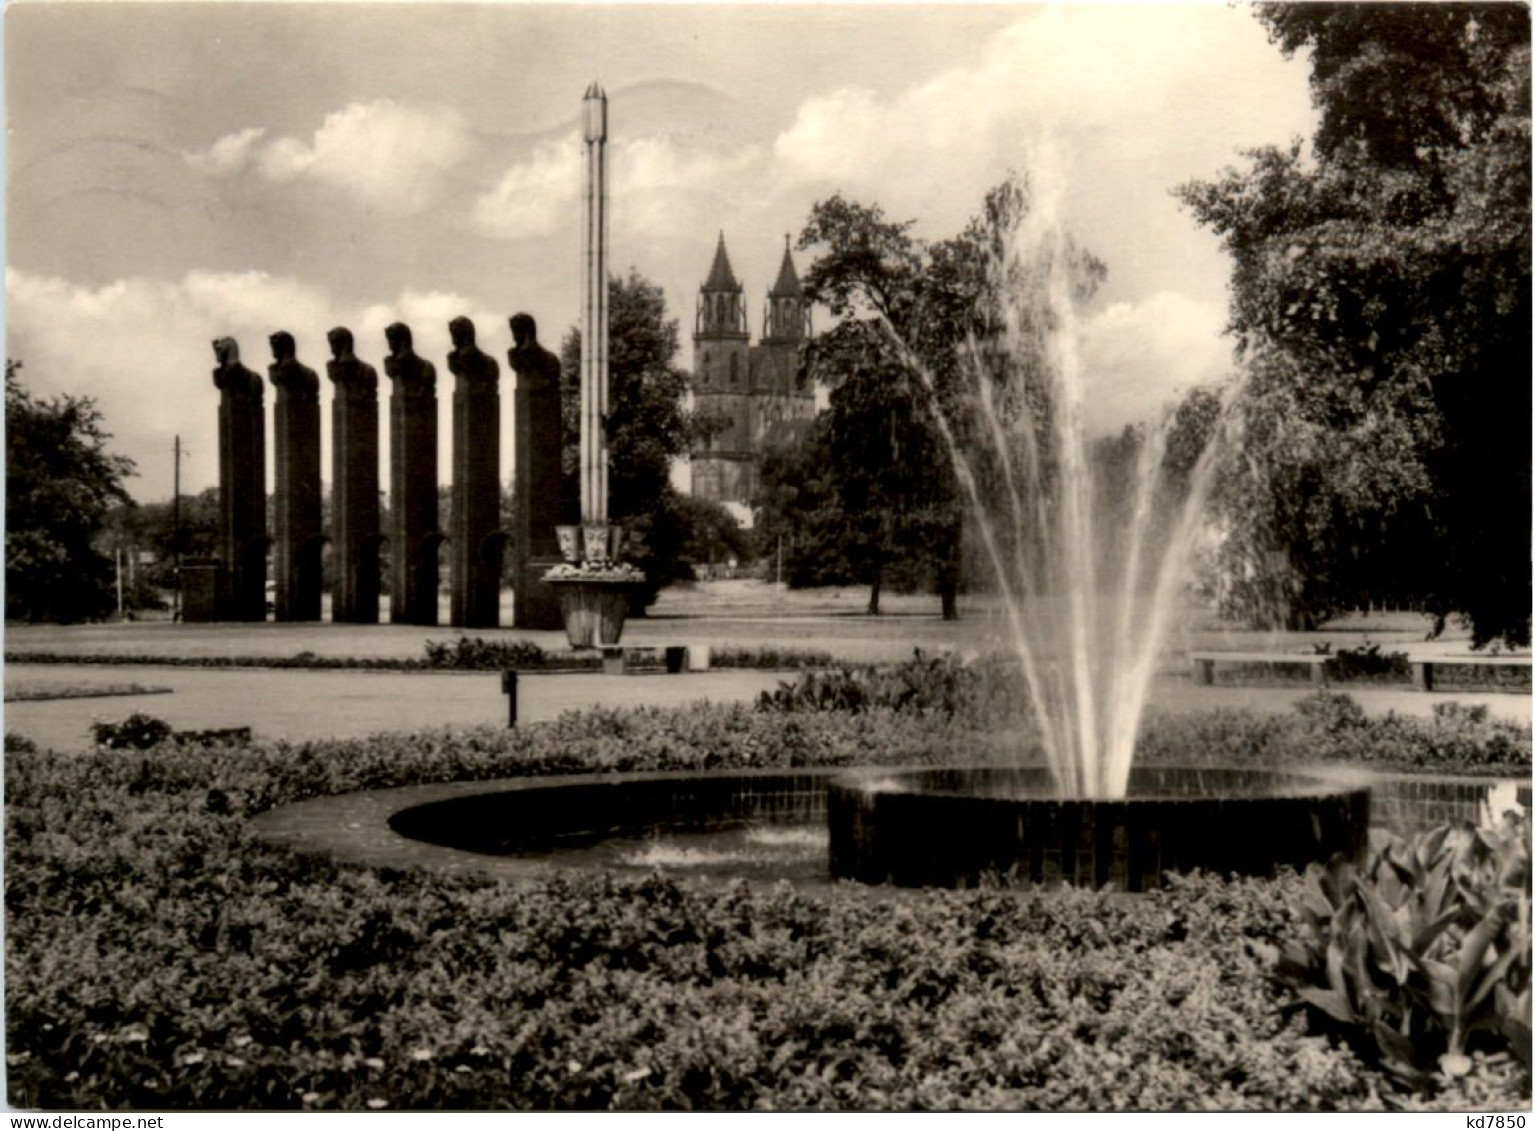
[4,662,1525,752]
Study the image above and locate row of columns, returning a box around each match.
[208,314,567,629]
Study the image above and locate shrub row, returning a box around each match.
[1134,693,1530,775]
[5,639,835,675]
[756,654,1530,775]
[6,699,1531,1111]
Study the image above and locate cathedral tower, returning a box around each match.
[691,233,754,504]
[689,233,817,512]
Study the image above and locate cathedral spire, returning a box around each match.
[697,231,746,338]
[768,234,803,299]
[763,236,809,342]
[702,231,741,292]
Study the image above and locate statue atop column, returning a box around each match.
[509,312,568,628]
[385,322,441,625]
[269,331,322,621]
[327,326,381,624]
[448,316,503,627]
[210,337,266,622]
[213,336,264,404]
[386,322,436,397]
[509,313,561,394]
[448,316,499,393]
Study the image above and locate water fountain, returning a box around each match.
[825,178,1370,887]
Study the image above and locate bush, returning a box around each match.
[421,636,548,670]
[1317,642,1412,682]
[90,715,252,751]
[1278,814,1531,1087]
[706,645,834,671]
[758,650,1026,725]
[1135,691,1530,776]
[5,731,38,753]
[91,712,173,750]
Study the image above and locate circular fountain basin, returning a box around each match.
[827,766,1370,890]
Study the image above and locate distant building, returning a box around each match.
[689,233,816,513]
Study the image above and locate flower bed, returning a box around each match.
[5,701,1530,1111]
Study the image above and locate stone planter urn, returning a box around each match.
[547,577,644,648]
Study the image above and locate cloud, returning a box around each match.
[1077,290,1233,435]
[187,100,471,213]
[770,6,1315,271]
[6,268,512,499]
[183,127,267,176]
[472,133,582,239]
[473,131,766,241]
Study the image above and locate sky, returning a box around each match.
[5,1,1319,499]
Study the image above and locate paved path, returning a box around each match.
[3,665,795,751]
[5,662,1526,752]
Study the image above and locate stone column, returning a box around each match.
[211,337,266,621]
[509,312,568,629]
[269,332,322,621]
[326,327,381,624]
[385,322,440,626]
[448,316,503,628]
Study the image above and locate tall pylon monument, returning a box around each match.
[579,81,609,527]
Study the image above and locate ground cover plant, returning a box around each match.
[6,698,1529,1111]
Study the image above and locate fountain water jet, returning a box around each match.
[890,184,1239,800]
[820,173,1369,887]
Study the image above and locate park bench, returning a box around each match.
[1410,654,1532,691]
[1190,651,1329,686]
[1191,649,1532,691]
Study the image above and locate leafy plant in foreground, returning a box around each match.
[1278,814,1532,1084]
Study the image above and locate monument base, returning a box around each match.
[181,561,222,623]
[515,556,565,630]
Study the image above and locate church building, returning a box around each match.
[689,233,816,512]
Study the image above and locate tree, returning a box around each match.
[669,493,751,572]
[102,488,220,610]
[6,360,136,622]
[1178,3,1530,645]
[560,270,726,604]
[793,176,1105,617]
[754,420,861,588]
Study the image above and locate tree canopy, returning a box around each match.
[775,176,1104,617]
[1178,2,1530,645]
[6,360,136,622]
[560,270,731,602]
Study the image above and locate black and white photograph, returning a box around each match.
[4,0,1531,1115]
